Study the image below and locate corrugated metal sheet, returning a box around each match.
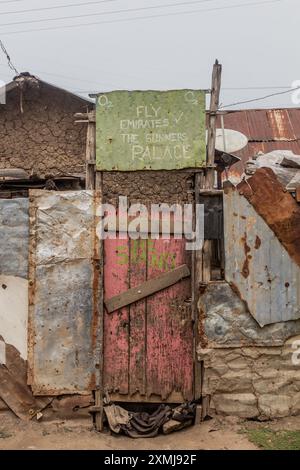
[224,187,300,327]
[0,198,29,279]
[216,108,300,178]
[28,190,101,395]
[200,282,300,347]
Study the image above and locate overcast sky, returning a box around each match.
[0,0,299,109]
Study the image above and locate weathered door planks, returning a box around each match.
[105,264,190,313]
[103,237,193,402]
[146,238,193,402]
[129,238,147,397]
[103,238,130,395]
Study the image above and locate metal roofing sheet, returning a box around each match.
[216,108,300,177]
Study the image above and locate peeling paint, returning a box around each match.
[0,275,28,359]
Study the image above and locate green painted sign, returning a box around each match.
[96,90,206,171]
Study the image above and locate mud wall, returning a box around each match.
[198,336,300,419]
[103,171,194,205]
[0,82,90,178]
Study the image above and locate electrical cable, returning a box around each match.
[0,0,215,17]
[0,39,18,74]
[0,0,287,36]
[219,87,300,108]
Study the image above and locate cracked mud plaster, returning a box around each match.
[0,84,89,178]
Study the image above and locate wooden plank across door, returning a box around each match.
[105,264,190,313]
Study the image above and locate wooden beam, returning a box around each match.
[94,172,104,432]
[85,121,96,190]
[198,189,223,196]
[0,169,29,179]
[206,60,222,189]
[74,110,96,122]
[194,62,222,412]
[193,171,204,400]
[105,264,190,313]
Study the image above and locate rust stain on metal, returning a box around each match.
[228,282,251,316]
[267,109,296,141]
[237,167,300,268]
[215,108,300,178]
[92,190,101,349]
[28,192,37,387]
[240,232,251,279]
[0,340,51,420]
[198,306,208,348]
[27,190,98,395]
[255,235,262,250]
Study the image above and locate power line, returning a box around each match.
[0,63,295,92]
[219,87,300,109]
[222,86,291,90]
[1,63,297,107]
[0,0,287,36]
[0,39,18,74]
[0,0,230,28]
[0,0,124,15]
[0,0,215,17]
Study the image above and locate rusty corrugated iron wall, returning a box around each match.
[215,108,300,179]
[223,177,300,327]
[28,190,101,395]
[0,198,29,279]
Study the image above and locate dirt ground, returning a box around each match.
[0,412,255,450]
[1,412,300,450]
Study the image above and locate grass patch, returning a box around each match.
[245,428,300,450]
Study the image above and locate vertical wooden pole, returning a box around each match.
[85,111,96,190]
[193,171,204,401]
[83,109,104,431]
[194,61,222,419]
[94,151,104,432]
[206,60,222,190]
[203,60,222,283]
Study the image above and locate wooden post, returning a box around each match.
[81,110,96,190]
[206,60,222,189]
[78,109,104,431]
[194,61,222,419]
[193,171,204,401]
[203,60,222,282]
[94,146,104,432]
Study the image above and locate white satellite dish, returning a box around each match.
[206,129,248,153]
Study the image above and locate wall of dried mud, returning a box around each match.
[103,171,194,205]
[0,83,89,178]
[198,337,300,420]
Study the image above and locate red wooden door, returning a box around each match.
[103,237,194,403]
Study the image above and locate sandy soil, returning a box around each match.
[0,413,258,450]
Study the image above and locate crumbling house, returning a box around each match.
[1,72,300,428]
[0,72,93,197]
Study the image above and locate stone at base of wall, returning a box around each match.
[198,335,300,420]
